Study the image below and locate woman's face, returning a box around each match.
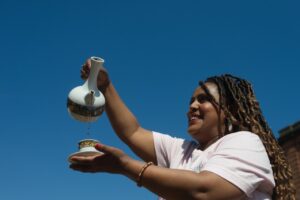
[187,82,226,146]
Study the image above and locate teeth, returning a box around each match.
[190,114,203,120]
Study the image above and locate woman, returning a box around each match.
[70,59,296,200]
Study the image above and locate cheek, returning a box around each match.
[201,104,222,122]
[201,103,216,113]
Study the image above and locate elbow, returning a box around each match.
[164,191,208,200]
[187,184,214,200]
[190,190,209,200]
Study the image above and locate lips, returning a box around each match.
[188,113,204,125]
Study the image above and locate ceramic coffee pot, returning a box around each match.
[67,56,105,122]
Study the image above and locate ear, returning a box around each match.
[225,103,239,123]
[223,108,240,133]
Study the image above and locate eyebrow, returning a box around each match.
[191,93,207,98]
[191,92,220,106]
[189,93,213,103]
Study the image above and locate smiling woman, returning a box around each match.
[70,59,296,200]
[197,75,296,199]
[187,83,223,148]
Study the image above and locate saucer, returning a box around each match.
[68,151,103,164]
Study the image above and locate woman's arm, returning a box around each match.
[81,60,156,163]
[103,83,156,163]
[70,143,245,200]
[123,157,245,200]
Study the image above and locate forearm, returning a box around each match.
[122,159,207,200]
[103,82,140,140]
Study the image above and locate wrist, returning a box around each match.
[98,80,111,94]
[119,155,135,175]
[119,156,147,182]
[137,162,153,187]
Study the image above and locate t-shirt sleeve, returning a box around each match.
[201,132,275,197]
[152,131,191,168]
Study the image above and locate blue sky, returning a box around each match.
[0,0,299,199]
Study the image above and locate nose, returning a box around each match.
[189,100,200,113]
[186,101,199,118]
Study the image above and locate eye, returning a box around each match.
[196,94,211,103]
[189,97,195,105]
[189,94,211,104]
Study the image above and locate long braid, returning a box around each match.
[199,74,296,200]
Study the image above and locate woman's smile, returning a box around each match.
[188,113,204,126]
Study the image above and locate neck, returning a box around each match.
[198,135,220,150]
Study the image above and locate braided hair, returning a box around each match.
[199,74,296,200]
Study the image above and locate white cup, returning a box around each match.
[68,139,102,163]
[78,139,100,152]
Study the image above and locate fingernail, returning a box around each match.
[95,143,101,149]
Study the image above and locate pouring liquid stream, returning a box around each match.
[86,122,91,136]
[86,90,93,137]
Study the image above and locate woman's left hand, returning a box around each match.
[69,143,131,174]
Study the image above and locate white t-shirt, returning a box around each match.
[153,131,275,200]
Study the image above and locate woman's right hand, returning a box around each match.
[80,58,110,92]
[70,143,132,175]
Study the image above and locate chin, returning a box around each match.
[187,129,200,139]
[187,127,207,141]
[187,127,195,135]
[188,123,202,133]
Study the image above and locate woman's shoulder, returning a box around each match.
[152,131,199,168]
[152,131,197,149]
[213,131,265,151]
[221,131,260,142]
[224,130,259,138]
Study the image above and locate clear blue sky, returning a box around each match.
[1,0,299,199]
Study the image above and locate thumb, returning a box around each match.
[86,58,92,68]
[95,143,114,154]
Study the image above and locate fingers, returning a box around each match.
[69,163,97,173]
[80,68,89,80]
[70,155,94,164]
[95,143,115,154]
[85,58,91,67]
[79,57,111,90]
[69,144,128,174]
[80,59,91,80]
[69,155,100,173]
